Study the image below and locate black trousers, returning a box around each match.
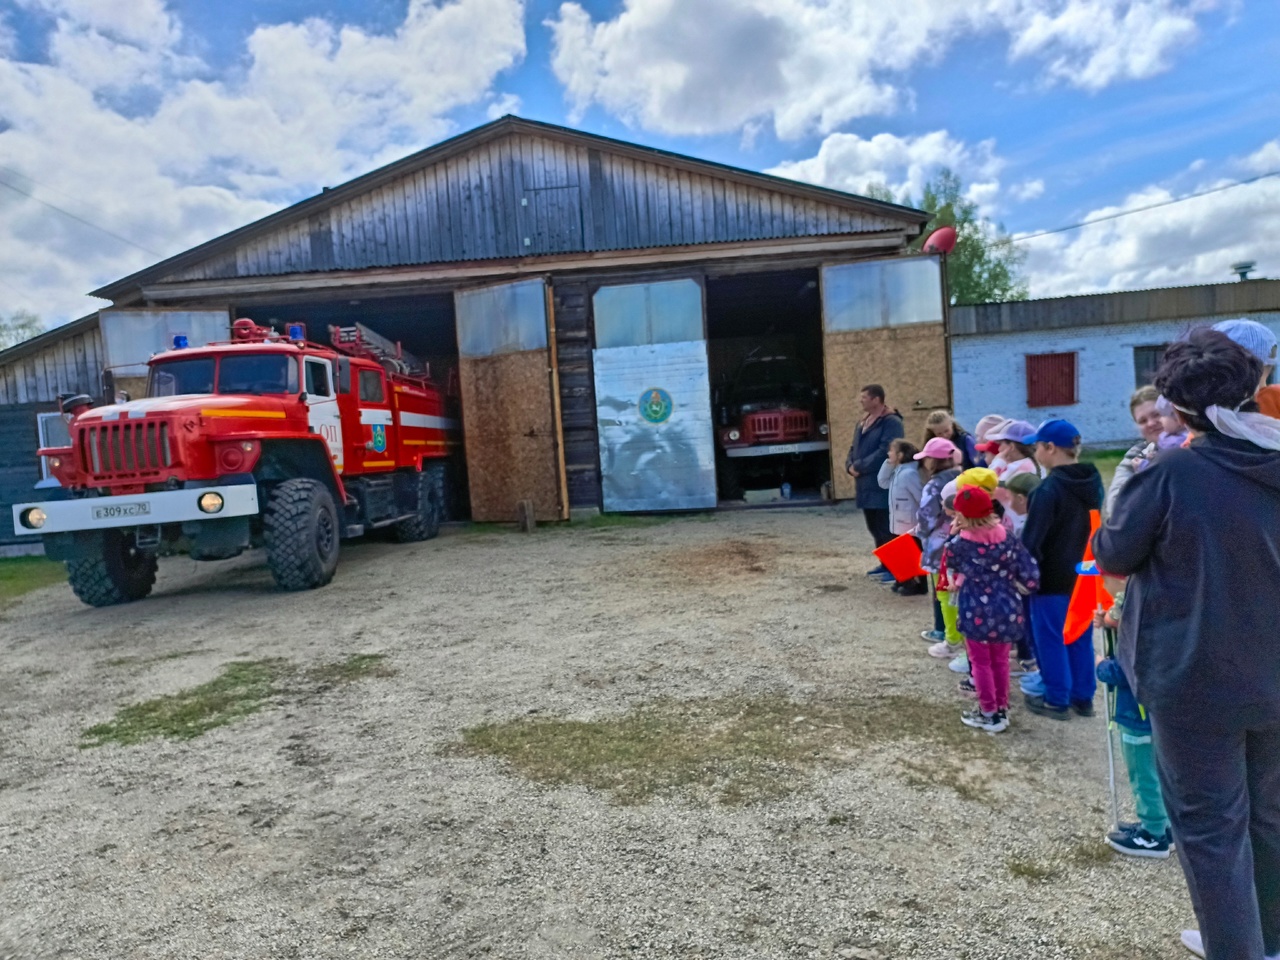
[862,508,894,550]
[1151,710,1280,960]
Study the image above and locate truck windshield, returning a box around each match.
[732,359,810,401]
[149,358,215,396]
[218,355,296,395]
[148,354,298,397]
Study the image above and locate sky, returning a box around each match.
[0,0,1277,327]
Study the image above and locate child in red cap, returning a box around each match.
[942,486,1040,733]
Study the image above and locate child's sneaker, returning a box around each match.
[1011,658,1037,677]
[948,653,970,674]
[1019,671,1045,697]
[961,708,1008,733]
[1104,825,1171,859]
[928,641,960,659]
[957,677,978,698]
[921,629,945,643]
[1180,930,1205,958]
[1024,694,1070,721]
[1106,824,1172,859]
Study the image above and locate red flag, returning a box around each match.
[873,533,927,582]
[1064,510,1113,644]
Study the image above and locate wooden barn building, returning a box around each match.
[3,116,952,541]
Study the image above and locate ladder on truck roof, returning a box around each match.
[328,322,426,378]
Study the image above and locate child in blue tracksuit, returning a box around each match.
[1096,596,1171,858]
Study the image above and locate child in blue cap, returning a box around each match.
[1019,419,1105,720]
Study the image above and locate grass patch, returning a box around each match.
[1081,447,1128,490]
[1006,855,1058,882]
[82,652,394,747]
[82,659,285,747]
[1069,838,1116,867]
[0,556,66,603]
[306,653,394,685]
[452,693,1004,806]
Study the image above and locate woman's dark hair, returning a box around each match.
[1154,328,1263,433]
[890,438,919,461]
[1004,440,1035,461]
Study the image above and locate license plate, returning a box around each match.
[91,502,150,521]
[766,444,801,454]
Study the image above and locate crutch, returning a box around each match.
[1102,623,1121,830]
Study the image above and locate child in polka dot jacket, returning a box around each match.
[942,486,1040,734]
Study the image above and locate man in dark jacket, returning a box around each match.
[1094,329,1280,960]
[845,384,904,576]
[1020,419,1104,720]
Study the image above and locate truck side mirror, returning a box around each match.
[298,391,308,403]
[336,357,351,394]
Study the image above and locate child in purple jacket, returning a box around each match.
[943,486,1040,734]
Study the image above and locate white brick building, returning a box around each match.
[949,280,1280,447]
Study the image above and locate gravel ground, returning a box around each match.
[1,506,1195,959]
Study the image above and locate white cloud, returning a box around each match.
[486,92,523,119]
[767,130,1005,210]
[0,0,527,324]
[547,0,1226,139]
[1021,139,1280,297]
[1012,179,1046,201]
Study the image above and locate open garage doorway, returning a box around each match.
[237,292,471,519]
[704,268,831,506]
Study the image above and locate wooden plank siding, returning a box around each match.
[160,132,909,285]
[0,325,104,405]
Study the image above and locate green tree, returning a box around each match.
[0,309,44,350]
[907,169,1028,305]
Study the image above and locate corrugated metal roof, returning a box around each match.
[950,279,1280,336]
[94,116,929,302]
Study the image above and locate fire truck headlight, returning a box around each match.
[20,507,47,529]
[48,457,61,469]
[728,429,741,442]
[818,423,829,436]
[198,492,225,514]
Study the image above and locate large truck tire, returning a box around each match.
[66,529,158,607]
[717,457,745,501]
[393,464,443,543]
[264,479,340,591]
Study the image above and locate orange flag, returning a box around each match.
[1064,510,1113,644]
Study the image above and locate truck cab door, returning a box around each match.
[354,367,395,470]
[304,356,344,473]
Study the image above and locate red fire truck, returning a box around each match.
[12,319,461,606]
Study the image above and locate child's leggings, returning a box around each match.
[1118,723,1169,837]
[938,588,963,649]
[966,640,1012,714]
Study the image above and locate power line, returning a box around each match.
[0,175,163,257]
[1010,170,1280,243]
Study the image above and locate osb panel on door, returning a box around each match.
[824,322,949,501]
[459,350,562,522]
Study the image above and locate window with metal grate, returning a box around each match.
[1026,352,1078,407]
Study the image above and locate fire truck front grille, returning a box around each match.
[80,422,174,478]
[746,411,812,443]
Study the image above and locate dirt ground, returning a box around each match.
[1,507,1196,959]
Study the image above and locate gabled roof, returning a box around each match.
[0,312,98,368]
[92,116,929,301]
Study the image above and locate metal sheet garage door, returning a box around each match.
[592,279,716,512]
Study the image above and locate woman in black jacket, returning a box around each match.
[1094,329,1280,960]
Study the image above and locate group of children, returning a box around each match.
[870,408,1182,859]
[871,411,1104,735]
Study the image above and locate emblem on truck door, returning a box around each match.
[639,388,673,425]
[371,424,388,453]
